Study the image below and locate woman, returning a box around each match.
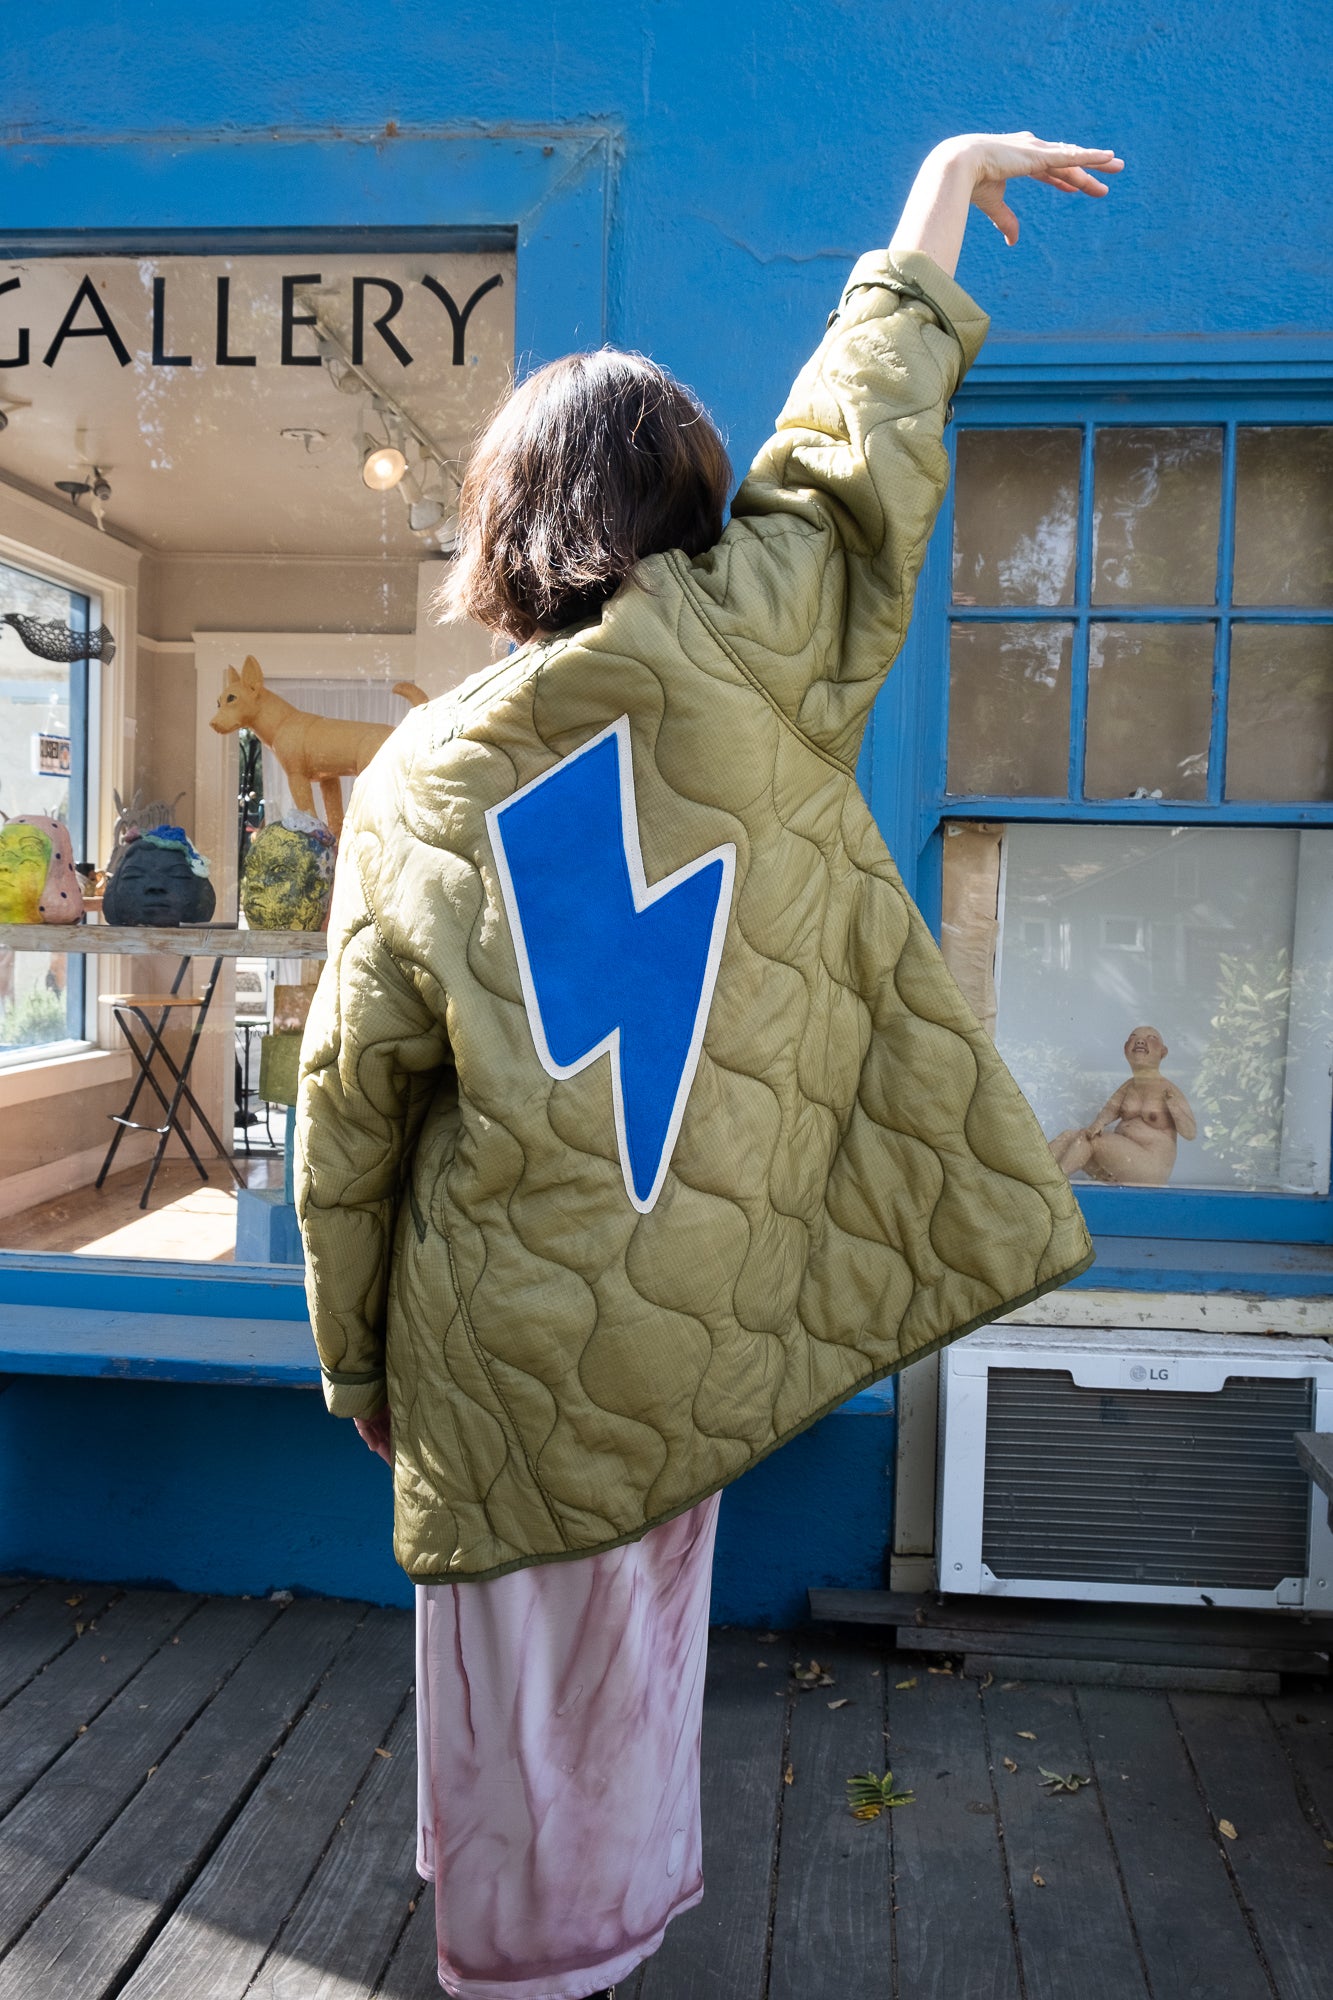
[296,131,1118,2000]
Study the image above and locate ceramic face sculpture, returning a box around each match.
[0,814,84,923]
[1048,1025,1197,1185]
[240,810,337,932]
[101,825,216,927]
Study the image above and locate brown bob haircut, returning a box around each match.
[435,349,732,644]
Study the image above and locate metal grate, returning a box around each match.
[981,1368,1314,1589]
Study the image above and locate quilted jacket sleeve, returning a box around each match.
[680,247,989,768]
[294,844,450,1419]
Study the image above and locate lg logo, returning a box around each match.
[1128,1364,1173,1384]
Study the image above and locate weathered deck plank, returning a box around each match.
[0,1596,347,1999]
[1172,1691,1333,2000]
[980,1679,1152,2000]
[767,1642,892,2000]
[1077,1685,1274,2000]
[120,1607,413,2000]
[249,1698,421,2000]
[0,1579,121,1705]
[0,1593,282,1962]
[0,1587,199,1816]
[638,1627,790,2000]
[888,1667,1023,2000]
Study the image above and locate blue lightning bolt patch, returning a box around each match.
[486,716,735,1214]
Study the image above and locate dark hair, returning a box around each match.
[434,349,732,643]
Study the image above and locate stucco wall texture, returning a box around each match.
[7,1,1330,481]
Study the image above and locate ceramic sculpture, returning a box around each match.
[0,813,84,923]
[241,809,337,931]
[210,655,428,838]
[1048,1025,1196,1185]
[101,825,216,927]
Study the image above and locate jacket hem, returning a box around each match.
[401,1240,1097,1587]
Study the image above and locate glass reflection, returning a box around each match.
[947,622,1072,796]
[1226,625,1333,801]
[1234,427,1333,606]
[1085,623,1213,801]
[1092,427,1221,605]
[984,824,1333,1194]
[952,429,1080,606]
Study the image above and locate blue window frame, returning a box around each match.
[864,361,1333,1248]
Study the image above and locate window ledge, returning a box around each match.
[0,1046,131,1110]
[1077,1235,1333,1298]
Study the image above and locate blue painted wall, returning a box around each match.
[0,1375,893,1627]
[3,1,1328,1615]
[11,2,1332,479]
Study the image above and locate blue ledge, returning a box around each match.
[0,1304,319,1386]
[1072,1236,1333,1297]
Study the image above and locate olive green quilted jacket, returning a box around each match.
[295,247,1094,1583]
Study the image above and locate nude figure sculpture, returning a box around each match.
[1048,1026,1196,1185]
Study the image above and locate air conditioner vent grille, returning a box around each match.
[981,1369,1313,1588]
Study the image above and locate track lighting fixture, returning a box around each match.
[361,436,409,492]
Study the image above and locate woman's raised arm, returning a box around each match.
[679,131,1122,768]
[890,132,1123,277]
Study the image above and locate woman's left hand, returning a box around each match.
[354,1406,393,1465]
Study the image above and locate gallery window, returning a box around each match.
[0,554,97,1062]
[927,409,1333,1244]
[0,231,513,1265]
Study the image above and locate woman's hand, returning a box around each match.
[960,133,1123,246]
[354,1406,393,1466]
[889,132,1123,279]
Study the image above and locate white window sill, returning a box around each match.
[0,1046,132,1110]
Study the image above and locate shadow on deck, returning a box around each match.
[1,1577,1331,1998]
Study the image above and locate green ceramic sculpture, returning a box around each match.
[241,809,337,932]
[0,820,53,923]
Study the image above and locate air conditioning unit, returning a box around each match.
[937,1325,1333,1609]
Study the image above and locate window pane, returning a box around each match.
[1226,625,1333,801]
[971,824,1333,1194]
[1085,623,1214,801]
[1092,427,1221,604]
[1233,427,1333,606]
[947,623,1072,796]
[0,560,87,1058]
[952,429,1080,606]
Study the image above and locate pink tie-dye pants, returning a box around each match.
[415,1493,720,2000]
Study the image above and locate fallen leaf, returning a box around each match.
[927,1663,954,1676]
[74,1622,85,1636]
[1002,1680,1022,1690]
[784,1763,794,1787]
[846,1769,915,1819]
[64,1595,83,1607]
[77,1724,87,1735]
[171,1635,180,1644]
[828,1698,850,1710]
[978,1672,994,1691]
[793,1659,835,1689]
[756,1661,769,1670]
[1039,1767,1091,1794]
[895,1677,917,1690]
[99,1654,107,1663]
[1218,1819,1238,1841]
[146,1765,158,1776]
[375,1747,393,1759]
[757,1631,781,1644]
[1017,1731,1037,1741]
[1003,1757,1018,1774]
[1323,1839,1333,1852]
[1032,1869,1046,1888]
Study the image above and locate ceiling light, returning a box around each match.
[361,438,408,492]
[407,496,446,533]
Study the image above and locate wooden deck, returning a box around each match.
[2,1579,1331,1999]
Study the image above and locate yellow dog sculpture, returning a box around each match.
[211,655,427,838]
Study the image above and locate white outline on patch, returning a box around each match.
[486,715,735,1215]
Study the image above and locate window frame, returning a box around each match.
[863,360,1333,1248]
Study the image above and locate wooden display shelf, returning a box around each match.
[0,925,328,958]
